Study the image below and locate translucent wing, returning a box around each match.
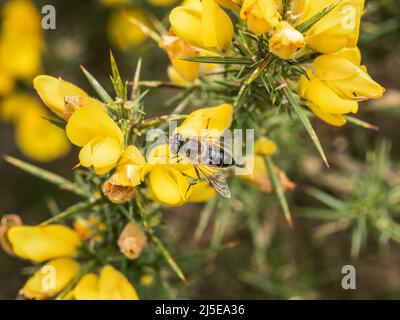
[193,164,231,199]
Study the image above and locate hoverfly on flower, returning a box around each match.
[167,103,245,199]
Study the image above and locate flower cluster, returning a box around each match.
[0,0,387,300]
[165,0,384,126]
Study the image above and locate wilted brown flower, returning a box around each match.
[117,222,147,260]
[0,214,22,256]
[102,179,136,204]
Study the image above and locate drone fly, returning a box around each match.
[168,133,245,199]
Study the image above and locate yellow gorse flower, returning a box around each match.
[295,0,365,54]
[72,265,139,300]
[312,51,385,102]
[21,258,80,300]
[107,8,150,51]
[145,103,233,206]
[240,0,281,35]
[269,21,305,60]
[6,224,81,263]
[109,145,147,187]
[34,75,105,120]
[160,33,223,85]
[299,48,384,126]
[66,105,124,175]
[0,94,71,162]
[169,0,234,52]
[160,34,201,84]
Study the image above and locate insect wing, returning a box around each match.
[193,164,231,199]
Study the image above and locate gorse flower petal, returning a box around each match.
[240,0,281,35]
[313,54,385,101]
[109,146,147,187]
[66,105,124,174]
[7,224,81,263]
[299,70,359,115]
[296,0,365,54]
[269,21,305,60]
[73,274,99,300]
[73,265,139,300]
[33,75,95,119]
[20,258,80,300]
[149,167,191,206]
[99,265,139,300]
[305,101,347,127]
[169,0,233,52]
[174,103,233,138]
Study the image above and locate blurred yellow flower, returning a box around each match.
[66,105,124,175]
[1,94,71,162]
[295,0,365,54]
[0,71,15,96]
[254,137,277,156]
[21,258,80,300]
[107,9,150,50]
[148,0,178,7]
[299,48,384,126]
[72,265,139,300]
[269,21,305,60]
[33,75,104,120]
[0,0,43,81]
[7,224,81,263]
[169,0,234,52]
[242,153,295,194]
[100,0,131,6]
[240,0,281,35]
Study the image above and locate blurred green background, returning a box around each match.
[0,0,400,299]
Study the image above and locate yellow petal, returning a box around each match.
[15,99,70,162]
[8,225,81,263]
[332,47,362,66]
[299,74,358,114]
[240,0,281,35]
[169,0,233,51]
[305,102,347,127]
[79,137,123,175]
[33,75,88,119]
[169,6,204,49]
[107,9,149,51]
[20,258,80,300]
[66,105,123,147]
[187,181,216,202]
[149,168,190,206]
[175,103,233,138]
[313,55,385,101]
[269,21,305,60]
[73,274,100,300]
[300,0,365,54]
[98,265,139,300]
[201,0,234,51]
[255,137,277,156]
